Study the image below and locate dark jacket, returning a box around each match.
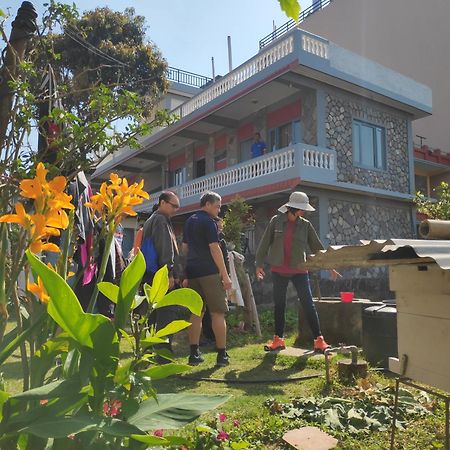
[255,213,324,269]
[143,210,179,277]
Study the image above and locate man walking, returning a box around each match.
[141,191,181,361]
[183,192,232,367]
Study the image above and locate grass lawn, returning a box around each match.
[1,305,447,449]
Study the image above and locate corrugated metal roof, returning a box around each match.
[305,239,450,271]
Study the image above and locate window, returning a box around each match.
[353,120,386,170]
[269,121,302,151]
[195,158,206,178]
[415,174,429,197]
[214,151,227,171]
[239,139,253,162]
[169,167,186,186]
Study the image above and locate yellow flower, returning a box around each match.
[0,162,75,254]
[27,276,50,304]
[85,173,149,225]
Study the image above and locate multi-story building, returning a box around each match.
[297,0,450,195]
[93,26,431,294]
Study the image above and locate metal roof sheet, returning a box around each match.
[305,239,450,271]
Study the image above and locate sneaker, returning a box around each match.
[188,352,204,366]
[314,335,331,353]
[264,335,286,351]
[216,352,230,367]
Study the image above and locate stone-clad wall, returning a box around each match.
[325,91,410,193]
[328,199,414,245]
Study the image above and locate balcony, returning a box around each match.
[137,144,336,213]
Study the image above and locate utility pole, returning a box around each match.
[0,1,38,151]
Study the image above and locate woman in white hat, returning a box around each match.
[255,191,339,352]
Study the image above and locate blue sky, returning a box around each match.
[3,0,312,77]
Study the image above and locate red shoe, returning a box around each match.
[264,335,286,351]
[314,335,330,353]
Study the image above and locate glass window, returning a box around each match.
[269,121,299,151]
[170,167,186,186]
[239,139,253,162]
[353,120,386,170]
[195,158,206,178]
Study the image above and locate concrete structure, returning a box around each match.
[295,0,450,192]
[93,27,432,298]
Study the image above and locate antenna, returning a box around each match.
[227,35,233,72]
[211,56,216,80]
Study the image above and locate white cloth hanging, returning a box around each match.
[227,251,245,307]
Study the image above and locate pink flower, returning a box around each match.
[153,429,164,437]
[233,419,240,427]
[218,412,227,423]
[39,399,49,405]
[103,399,122,417]
[67,434,75,440]
[217,431,229,441]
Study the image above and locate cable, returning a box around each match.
[177,373,322,384]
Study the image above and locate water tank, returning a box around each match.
[362,302,398,368]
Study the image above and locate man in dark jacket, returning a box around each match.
[142,191,181,361]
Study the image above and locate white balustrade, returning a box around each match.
[180,148,296,199]
[303,147,335,170]
[172,35,294,120]
[301,35,329,59]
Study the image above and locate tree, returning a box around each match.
[0,1,169,179]
[415,181,450,220]
[222,197,254,253]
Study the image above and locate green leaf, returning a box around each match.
[17,415,143,439]
[141,363,191,381]
[130,434,169,445]
[0,311,46,366]
[0,8,6,18]
[155,288,203,316]
[115,251,146,329]
[98,282,119,304]
[26,251,115,350]
[127,393,230,430]
[278,0,300,21]
[12,377,82,400]
[155,320,191,337]
[231,442,251,450]
[0,390,9,421]
[140,336,168,347]
[148,265,169,304]
[132,295,146,309]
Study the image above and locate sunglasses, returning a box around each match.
[167,201,180,209]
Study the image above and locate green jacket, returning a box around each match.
[255,213,324,269]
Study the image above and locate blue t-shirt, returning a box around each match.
[183,211,220,278]
[251,140,266,158]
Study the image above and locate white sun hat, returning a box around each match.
[278,191,315,213]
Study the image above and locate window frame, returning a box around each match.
[352,119,387,171]
[268,120,302,152]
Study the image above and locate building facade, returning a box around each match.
[93,27,432,298]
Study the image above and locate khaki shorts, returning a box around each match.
[188,274,228,314]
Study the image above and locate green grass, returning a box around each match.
[1,306,447,449]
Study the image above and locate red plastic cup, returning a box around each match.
[340,292,354,303]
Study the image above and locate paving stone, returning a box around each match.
[283,427,338,450]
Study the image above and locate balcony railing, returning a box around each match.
[137,144,336,212]
[259,0,333,49]
[166,67,212,88]
[171,34,295,121]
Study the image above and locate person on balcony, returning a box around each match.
[182,192,232,367]
[255,191,340,353]
[251,132,267,158]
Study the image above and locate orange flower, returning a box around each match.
[85,173,149,225]
[0,163,74,254]
[27,276,50,304]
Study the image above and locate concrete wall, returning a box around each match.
[301,0,449,151]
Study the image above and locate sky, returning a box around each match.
[3,0,313,77]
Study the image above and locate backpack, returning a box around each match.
[140,236,159,274]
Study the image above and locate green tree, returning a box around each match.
[222,197,254,253]
[415,181,450,220]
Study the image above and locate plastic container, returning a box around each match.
[362,301,398,368]
[340,292,354,303]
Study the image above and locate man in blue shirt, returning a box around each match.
[183,192,232,367]
[251,132,267,158]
